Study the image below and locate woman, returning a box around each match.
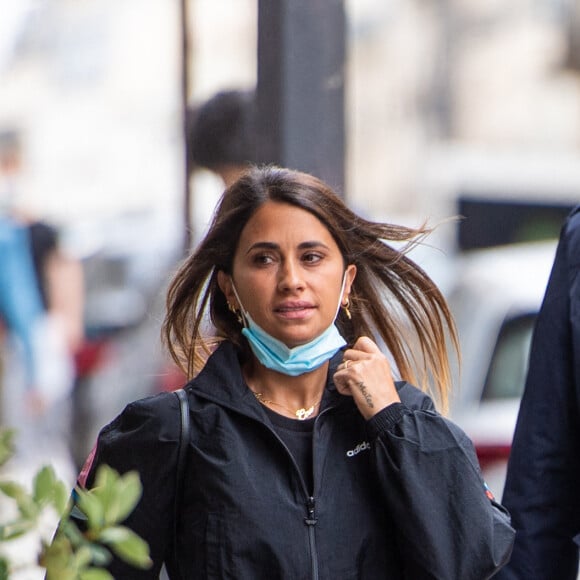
[77,166,514,578]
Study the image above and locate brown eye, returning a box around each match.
[302,252,323,264]
[252,253,275,266]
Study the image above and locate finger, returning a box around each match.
[337,356,355,372]
[352,336,382,354]
[332,370,353,396]
[340,338,381,365]
[340,347,367,366]
[334,381,353,397]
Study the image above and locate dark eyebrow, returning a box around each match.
[245,242,279,255]
[245,240,330,254]
[298,241,330,250]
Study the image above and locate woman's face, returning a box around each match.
[219,201,356,348]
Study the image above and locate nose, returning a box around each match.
[278,258,305,292]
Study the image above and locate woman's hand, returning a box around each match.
[333,336,401,420]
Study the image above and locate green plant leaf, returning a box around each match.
[92,466,118,507]
[99,526,152,569]
[76,488,105,529]
[79,568,114,580]
[53,479,70,515]
[41,533,77,579]
[0,480,26,501]
[91,466,120,526]
[72,545,93,568]
[0,481,39,521]
[93,464,118,488]
[17,494,40,521]
[0,429,15,467]
[107,471,142,524]
[0,518,34,540]
[45,567,78,580]
[0,556,9,580]
[59,518,85,546]
[89,466,142,526]
[32,466,70,516]
[33,465,58,505]
[85,543,112,567]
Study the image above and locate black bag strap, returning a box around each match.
[172,388,190,578]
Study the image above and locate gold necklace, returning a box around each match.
[252,391,323,420]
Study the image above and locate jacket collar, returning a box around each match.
[188,341,345,419]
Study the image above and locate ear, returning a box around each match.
[217,271,237,307]
[342,264,357,304]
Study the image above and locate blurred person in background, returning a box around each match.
[0,129,83,483]
[71,166,514,578]
[186,88,257,188]
[496,206,580,580]
[0,214,45,413]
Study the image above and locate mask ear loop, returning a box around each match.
[230,281,249,327]
[334,272,349,321]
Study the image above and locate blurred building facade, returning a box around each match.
[346,0,580,227]
[0,0,578,239]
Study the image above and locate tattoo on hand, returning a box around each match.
[357,382,374,408]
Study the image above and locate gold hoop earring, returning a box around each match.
[342,298,352,320]
[228,302,243,324]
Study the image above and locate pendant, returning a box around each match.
[295,406,315,420]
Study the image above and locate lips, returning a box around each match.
[274,302,317,320]
[274,301,315,313]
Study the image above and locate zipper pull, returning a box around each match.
[305,496,317,526]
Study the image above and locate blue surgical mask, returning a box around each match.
[231,277,347,376]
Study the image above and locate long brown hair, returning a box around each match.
[163,165,458,411]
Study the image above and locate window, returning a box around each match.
[482,313,537,401]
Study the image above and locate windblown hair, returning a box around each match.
[163,165,459,412]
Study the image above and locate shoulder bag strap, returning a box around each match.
[172,388,190,579]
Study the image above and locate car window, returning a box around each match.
[481,313,537,401]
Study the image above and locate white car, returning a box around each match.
[446,240,558,496]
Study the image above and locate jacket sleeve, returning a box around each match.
[495,209,580,580]
[367,388,515,580]
[74,391,182,579]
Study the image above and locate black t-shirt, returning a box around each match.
[263,406,315,493]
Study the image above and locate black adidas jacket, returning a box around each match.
[81,341,514,579]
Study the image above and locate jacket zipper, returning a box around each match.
[305,496,319,580]
[262,427,320,579]
[262,406,334,580]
